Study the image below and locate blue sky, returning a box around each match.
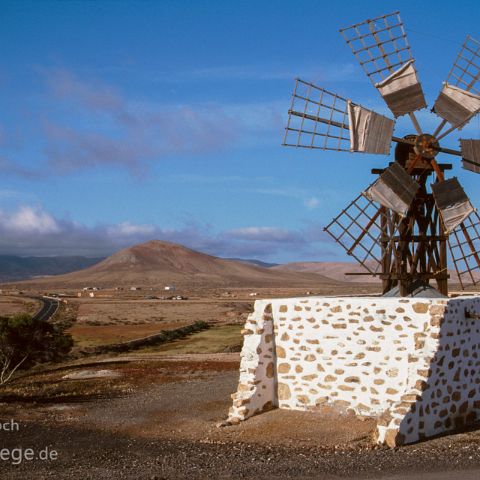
[1,0,479,261]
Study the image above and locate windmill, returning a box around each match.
[283,11,480,296]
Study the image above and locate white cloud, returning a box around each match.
[253,186,322,210]
[304,197,320,209]
[107,221,155,236]
[225,226,300,242]
[0,205,336,261]
[4,206,60,234]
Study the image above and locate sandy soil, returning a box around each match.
[72,296,251,326]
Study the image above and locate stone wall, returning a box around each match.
[227,295,480,446]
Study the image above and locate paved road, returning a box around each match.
[32,296,59,321]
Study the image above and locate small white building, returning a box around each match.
[164,285,176,291]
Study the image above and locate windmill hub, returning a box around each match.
[414,133,440,159]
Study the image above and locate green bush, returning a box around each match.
[0,313,73,385]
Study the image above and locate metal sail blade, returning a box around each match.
[324,192,398,274]
[461,139,480,173]
[433,36,480,139]
[340,11,426,118]
[363,162,419,217]
[284,79,394,154]
[447,211,480,289]
[432,178,475,234]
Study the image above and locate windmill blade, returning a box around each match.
[324,192,398,275]
[460,139,480,173]
[340,11,426,118]
[363,162,419,217]
[433,36,480,139]
[447,211,480,289]
[431,178,475,234]
[433,83,480,130]
[284,78,395,154]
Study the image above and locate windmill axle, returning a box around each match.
[414,133,440,159]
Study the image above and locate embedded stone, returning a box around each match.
[278,363,291,374]
[412,303,429,314]
[429,305,445,315]
[266,362,274,378]
[276,346,286,358]
[385,429,405,448]
[414,333,426,350]
[459,401,469,414]
[345,376,360,383]
[278,382,291,400]
[241,329,254,335]
[297,395,310,404]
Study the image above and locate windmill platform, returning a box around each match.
[227,294,480,447]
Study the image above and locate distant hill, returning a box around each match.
[9,240,337,288]
[0,255,104,282]
[272,261,380,283]
[272,261,473,286]
[225,258,279,268]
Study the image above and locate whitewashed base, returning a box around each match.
[227,295,480,447]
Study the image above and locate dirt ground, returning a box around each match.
[0,295,41,317]
[2,285,480,478]
[1,354,480,479]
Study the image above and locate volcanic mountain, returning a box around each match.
[16,240,336,288]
